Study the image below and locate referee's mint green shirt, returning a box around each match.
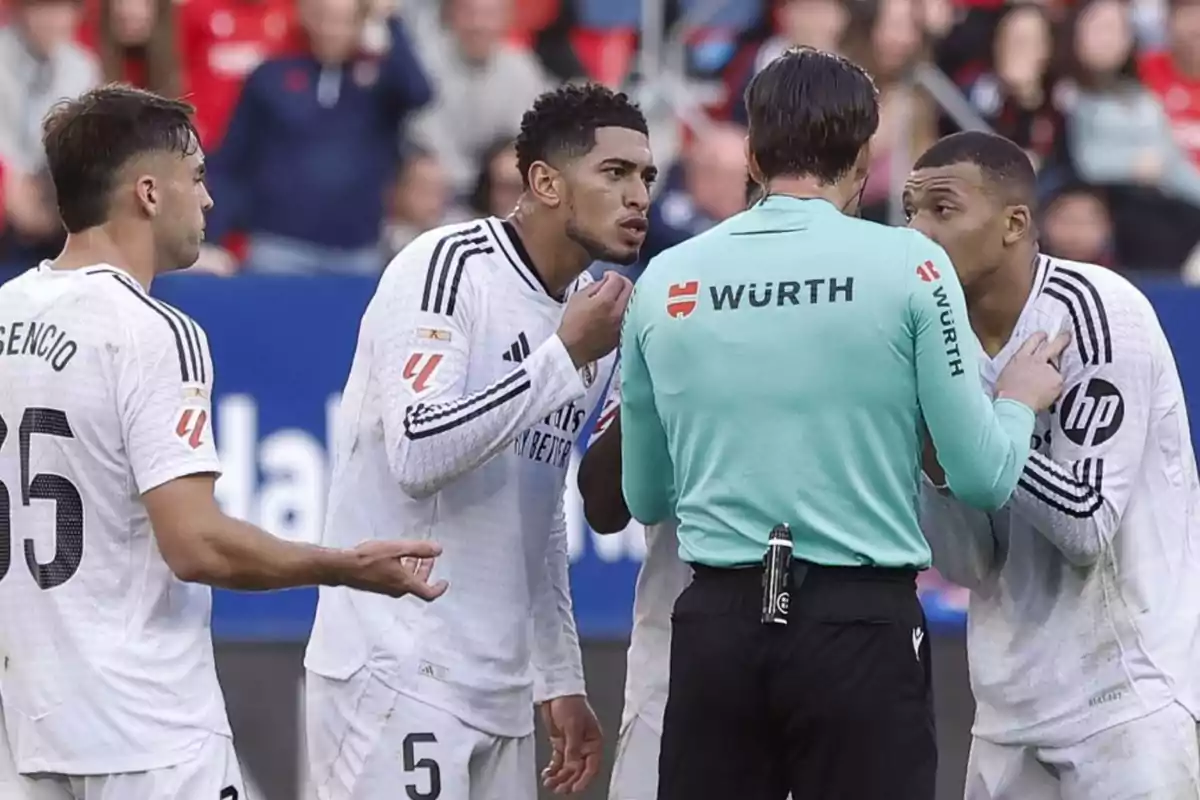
[619,196,1036,568]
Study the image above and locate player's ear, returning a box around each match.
[134,174,159,220]
[527,160,563,209]
[746,144,764,185]
[1003,204,1032,247]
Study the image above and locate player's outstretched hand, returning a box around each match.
[539,695,603,795]
[557,271,634,369]
[994,330,1071,413]
[341,540,448,601]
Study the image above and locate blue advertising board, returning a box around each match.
[152,274,1200,641]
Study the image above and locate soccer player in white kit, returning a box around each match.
[303,84,657,800]
[577,376,691,800]
[905,132,1200,799]
[0,85,447,800]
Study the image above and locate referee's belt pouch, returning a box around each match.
[789,562,922,628]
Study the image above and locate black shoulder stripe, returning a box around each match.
[155,299,202,384]
[421,225,487,314]
[1054,268,1112,364]
[109,275,194,382]
[444,244,495,317]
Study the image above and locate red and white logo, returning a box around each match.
[403,352,444,394]
[916,260,941,282]
[175,407,209,450]
[666,281,700,318]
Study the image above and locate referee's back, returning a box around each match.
[620,194,1036,569]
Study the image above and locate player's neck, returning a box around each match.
[967,249,1038,358]
[52,225,158,290]
[762,175,859,214]
[506,210,590,297]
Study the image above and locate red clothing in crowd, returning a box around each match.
[78,0,298,148]
[179,0,300,147]
[1140,50,1200,167]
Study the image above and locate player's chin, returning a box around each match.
[599,242,641,266]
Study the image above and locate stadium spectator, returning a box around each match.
[1039,182,1116,264]
[1064,0,1200,269]
[1140,0,1200,165]
[640,122,748,266]
[0,0,98,272]
[178,0,299,148]
[383,145,450,257]
[201,0,432,275]
[964,3,1065,168]
[839,0,937,222]
[725,0,849,125]
[466,136,523,218]
[91,0,181,96]
[409,0,553,197]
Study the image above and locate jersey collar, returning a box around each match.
[487,217,563,302]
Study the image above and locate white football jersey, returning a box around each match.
[920,255,1200,748]
[586,375,691,736]
[0,263,230,774]
[304,218,616,737]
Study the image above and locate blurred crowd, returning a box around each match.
[2,0,1200,282]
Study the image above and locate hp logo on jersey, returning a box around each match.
[1060,378,1125,447]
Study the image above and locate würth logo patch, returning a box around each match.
[916,260,941,282]
[666,281,700,318]
[175,408,208,450]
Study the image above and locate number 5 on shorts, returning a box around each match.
[403,733,442,800]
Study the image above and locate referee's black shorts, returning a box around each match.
[658,561,936,800]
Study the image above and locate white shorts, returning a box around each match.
[966,702,1200,800]
[306,669,535,800]
[16,733,243,800]
[608,716,660,800]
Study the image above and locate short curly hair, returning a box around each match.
[514,83,648,188]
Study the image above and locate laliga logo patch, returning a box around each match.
[666,281,699,319]
[175,407,209,450]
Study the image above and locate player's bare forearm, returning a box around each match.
[141,472,449,597]
[143,476,353,589]
[578,415,630,534]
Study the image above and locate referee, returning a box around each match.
[619,48,1068,800]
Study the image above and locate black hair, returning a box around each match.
[744,46,879,184]
[913,131,1038,207]
[42,83,198,233]
[514,83,648,188]
[745,176,764,206]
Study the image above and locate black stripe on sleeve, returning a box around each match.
[421,225,486,314]
[156,300,202,382]
[445,244,494,317]
[404,369,532,441]
[109,275,192,382]
[1017,453,1105,518]
[1045,277,1099,366]
[1054,268,1113,365]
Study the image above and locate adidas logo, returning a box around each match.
[502,332,531,363]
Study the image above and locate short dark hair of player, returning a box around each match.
[745,176,765,206]
[912,131,1038,208]
[514,83,648,188]
[42,84,199,233]
[744,47,879,185]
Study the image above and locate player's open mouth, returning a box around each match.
[619,218,648,238]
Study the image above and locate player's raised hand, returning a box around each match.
[557,271,634,368]
[341,540,449,600]
[539,695,603,795]
[995,330,1071,412]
